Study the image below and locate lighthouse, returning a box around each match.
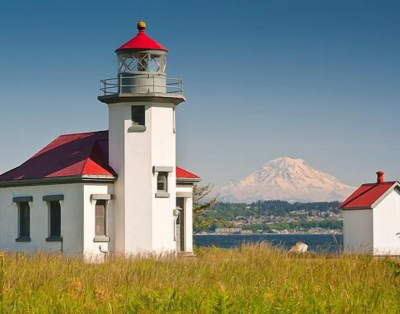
[0,20,198,260]
[98,21,186,255]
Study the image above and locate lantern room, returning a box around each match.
[100,21,183,96]
[116,21,167,74]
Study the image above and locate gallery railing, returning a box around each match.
[100,75,183,96]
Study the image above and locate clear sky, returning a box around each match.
[0,0,399,186]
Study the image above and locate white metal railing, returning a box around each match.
[99,75,183,96]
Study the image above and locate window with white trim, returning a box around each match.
[18,202,30,239]
[157,172,168,192]
[49,201,61,238]
[132,106,145,126]
[95,200,107,237]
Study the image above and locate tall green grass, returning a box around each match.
[0,244,399,313]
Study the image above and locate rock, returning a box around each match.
[289,242,308,253]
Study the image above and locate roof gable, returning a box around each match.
[340,181,399,210]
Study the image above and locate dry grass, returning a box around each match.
[0,244,399,313]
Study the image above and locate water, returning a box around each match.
[194,234,343,253]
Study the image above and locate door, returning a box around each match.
[176,197,185,252]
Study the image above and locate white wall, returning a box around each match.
[177,185,194,253]
[343,209,373,254]
[150,104,176,252]
[108,104,127,253]
[110,102,153,254]
[0,184,83,254]
[82,183,115,261]
[108,101,177,255]
[373,189,400,255]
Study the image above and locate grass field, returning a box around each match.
[0,244,399,313]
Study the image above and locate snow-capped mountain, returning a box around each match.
[213,157,355,203]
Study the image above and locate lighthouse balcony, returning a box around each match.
[99,75,183,97]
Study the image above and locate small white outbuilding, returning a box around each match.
[340,171,400,255]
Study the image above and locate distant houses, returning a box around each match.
[215,228,253,235]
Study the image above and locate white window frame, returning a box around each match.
[18,202,30,240]
[13,196,32,242]
[93,199,110,243]
[154,166,173,198]
[47,201,62,241]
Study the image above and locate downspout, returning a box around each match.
[99,244,109,261]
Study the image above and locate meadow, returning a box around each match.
[0,244,399,313]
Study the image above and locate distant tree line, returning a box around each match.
[239,220,343,233]
[193,185,342,233]
[207,200,340,221]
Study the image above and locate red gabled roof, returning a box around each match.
[116,25,168,53]
[176,167,200,180]
[0,131,115,182]
[0,131,199,183]
[340,181,398,210]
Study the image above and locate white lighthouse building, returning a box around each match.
[0,21,199,260]
[340,171,400,255]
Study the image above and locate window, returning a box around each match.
[19,202,30,239]
[149,56,162,73]
[154,167,172,198]
[137,56,148,72]
[132,106,145,126]
[95,200,107,237]
[157,172,168,192]
[49,201,61,238]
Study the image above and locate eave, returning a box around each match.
[98,94,186,106]
[341,207,372,211]
[0,175,117,188]
[0,175,200,188]
[176,177,201,185]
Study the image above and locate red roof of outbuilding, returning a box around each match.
[340,181,399,210]
[176,167,200,180]
[0,131,199,184]
[116,24,168,53]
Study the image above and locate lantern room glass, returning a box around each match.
[118,53,166,74]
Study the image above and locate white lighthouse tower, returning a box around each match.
[98,21,186,255]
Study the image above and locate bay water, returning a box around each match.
[194,234,343,253]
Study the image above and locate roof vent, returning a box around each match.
[376,171,385,184]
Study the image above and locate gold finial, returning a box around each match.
[137,20,146,31]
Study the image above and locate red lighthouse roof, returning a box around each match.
[116,21,168,53]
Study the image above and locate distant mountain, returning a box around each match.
[212,157,355,203]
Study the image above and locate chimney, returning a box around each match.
[376,171,385,184]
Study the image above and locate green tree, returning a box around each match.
[193,184,220,234]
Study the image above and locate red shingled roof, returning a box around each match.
[0,131,199,183]
[340,181,398,210]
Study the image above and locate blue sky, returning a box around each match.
[0,0,399,186]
